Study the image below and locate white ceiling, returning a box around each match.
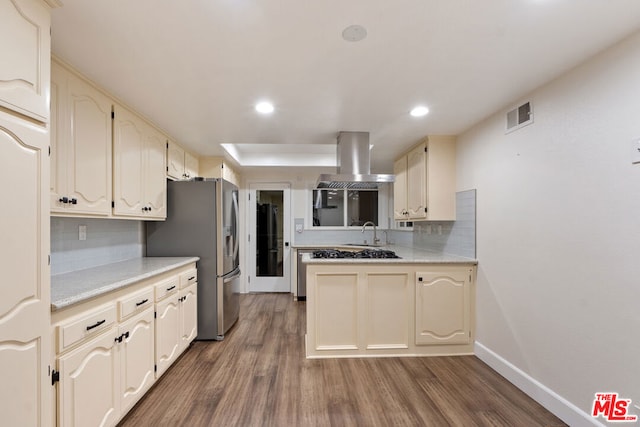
[51,0,640,172]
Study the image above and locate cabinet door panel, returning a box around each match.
[67,75,112,214]
[50,64,67,212]
[113,106,144,216]
[119,309,155,414]
[180,284,198,351]
[0,115,50,427]
[407,144,427,219]
[365,273,410,349]
[167,140,184,179]
[155,296,180,377]
[415,269,471,345]
[0,0,50,121]
[393,157,407,220]
[184,151,198,179]
[144,127,166,218]
[58,330,119,427]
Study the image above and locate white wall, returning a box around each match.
[457,31,640,424]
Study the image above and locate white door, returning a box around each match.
[248,184,291,292]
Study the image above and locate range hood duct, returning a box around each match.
[316,131,395,189]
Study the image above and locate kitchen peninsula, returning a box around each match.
[302,245,477,359]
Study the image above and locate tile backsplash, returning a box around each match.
[51,217,144,275]
[412,189,476,258]
[293,189,476,258]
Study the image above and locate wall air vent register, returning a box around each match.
[506,101,533,133]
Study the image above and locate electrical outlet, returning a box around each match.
[79,225,87,241]
[632,138,640,164]
[295,223,303,234]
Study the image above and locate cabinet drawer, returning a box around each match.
[58,304,117,353]
[154,276,180,301]
[118,287,154,321]
[180,268,197,289]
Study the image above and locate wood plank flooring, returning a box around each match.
[118,293,566,427]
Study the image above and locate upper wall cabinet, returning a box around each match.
[0,0,53,122]
[394,136,456,221]
[50,60,113,216]
[199,156,240,186]
[167,140,199,180]
[113,104,167,219]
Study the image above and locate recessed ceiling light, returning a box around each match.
[410,105,429,117]
[255,101,274,114]
[342,25,367,42]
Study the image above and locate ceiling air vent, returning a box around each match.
[506,101,533,133]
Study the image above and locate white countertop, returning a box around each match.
[51,257,199,311]
[295,244,477,265]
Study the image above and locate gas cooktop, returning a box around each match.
[312,249,400,259]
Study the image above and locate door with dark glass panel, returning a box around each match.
[248,184,291,292]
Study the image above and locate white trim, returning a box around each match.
[247,182,292,293]
[474,341,604,427]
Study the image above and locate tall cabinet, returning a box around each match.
[0,0,58,426]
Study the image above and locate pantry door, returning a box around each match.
[248,183,291,292]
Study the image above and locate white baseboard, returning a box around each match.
[474,341,603,427]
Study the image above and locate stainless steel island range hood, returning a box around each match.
[316,131,395,189]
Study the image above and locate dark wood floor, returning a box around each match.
[119,293,566,427]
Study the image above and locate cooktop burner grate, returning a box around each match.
[312,249,400,259]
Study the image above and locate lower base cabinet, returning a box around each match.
[155,289,180,378]
[155,279,198,378]
[306,263,476,358]
[52,263,197,426]
[415,268,472,346]
[119,309,155,415]
[58,326,120,427]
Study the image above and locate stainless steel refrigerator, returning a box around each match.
[146,178,240,340]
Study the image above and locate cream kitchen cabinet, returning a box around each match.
[154,274,198,378]
[199,156,240,186]
[305,262,475,359]
[56,306,154,427]
[112,104,167,219]
[0,1,57,425]
[415,267,473,346]
[57,325,120,427]
[0,112,52,426]
[178,268,198,351]
[167,139,199,180]
[0,0,54,122]
[179,282,198,352]
[154,277,181,378]
[118,308,155,415]
[50,59,112,216]
[51,262,196,426]
[393,136,456,221]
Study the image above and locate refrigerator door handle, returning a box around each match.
[223,269,241,284]
[232,191,240,261]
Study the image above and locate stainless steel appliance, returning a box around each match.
[146,178,240,340]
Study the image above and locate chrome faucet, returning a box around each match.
[361,221,380,246]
